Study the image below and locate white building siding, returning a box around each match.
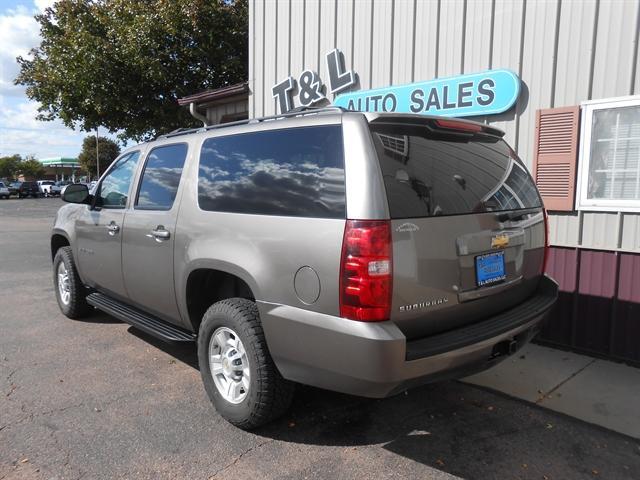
[249,0,640,252]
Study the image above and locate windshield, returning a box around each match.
[370,124,542,218]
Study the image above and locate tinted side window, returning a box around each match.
[136,144,188,210]
[198,126,345,218]
[370,125,542,218]
[98,151,140,208]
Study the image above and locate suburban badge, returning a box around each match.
[399,297,449,312]
[396,222,419,233]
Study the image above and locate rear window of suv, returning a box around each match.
[198,125,345,218]
[370,124,542,218]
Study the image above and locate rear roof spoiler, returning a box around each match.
[365,113,505,138]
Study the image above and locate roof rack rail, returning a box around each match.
[155,106,348,141]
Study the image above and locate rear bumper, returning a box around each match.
[260,275,558,398]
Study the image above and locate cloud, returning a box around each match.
[34,0,57,12]
[0,6,40,96]
[0,100,86,158]
[0,2,137,159]
[0,2,97,158]
[0,126,86,158]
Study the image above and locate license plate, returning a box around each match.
[475,251,506,286]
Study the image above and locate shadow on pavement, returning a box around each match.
[122,324,640,479]
[72,309,122,324]
[128,326,199,369]
[257,383,639,479]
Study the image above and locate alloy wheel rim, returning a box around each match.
[57,262,71,305]
[209,327,250,404]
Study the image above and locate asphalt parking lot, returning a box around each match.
[2,198,640,480]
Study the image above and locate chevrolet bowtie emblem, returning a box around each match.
[491,234,510,249]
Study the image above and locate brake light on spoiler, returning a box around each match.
[434,118,484,132]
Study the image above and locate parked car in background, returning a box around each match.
[8,182,21,196]
[56,181,71,196]
[50,183,62,196]
[52,108,558,430]
[0,182,10,199]
[37,180,56,197]
[16,181,41,198]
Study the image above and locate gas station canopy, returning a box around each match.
[39,157,80,168]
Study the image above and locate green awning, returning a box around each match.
[39,157,80,168]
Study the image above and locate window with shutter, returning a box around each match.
[533,106,580,211]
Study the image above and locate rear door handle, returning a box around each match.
[106,222,120,236]
[148,226,170,240]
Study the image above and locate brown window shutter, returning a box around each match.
[532,106,580,211]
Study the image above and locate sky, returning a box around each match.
[0,0,123,159]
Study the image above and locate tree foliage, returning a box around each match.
[18,158,46,179]
[0,154,22,179]
[78,135,121,178]
[15,0,248,141]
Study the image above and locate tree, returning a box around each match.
[15,0,248,142]
[78,135,121,178]
[0,154,22,179]
[18,158,46,179]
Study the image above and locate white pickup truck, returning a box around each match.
[37,180,60,197]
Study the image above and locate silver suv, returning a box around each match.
[51,108,557,429]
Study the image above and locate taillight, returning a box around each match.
[340,220,392,322]
[542,209,550,274]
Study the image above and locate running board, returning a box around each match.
[86,292,196,343]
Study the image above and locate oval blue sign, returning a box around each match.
[333,69,520,117]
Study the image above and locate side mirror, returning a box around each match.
[62,183,91,204]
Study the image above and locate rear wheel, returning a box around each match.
[197,298,294,430]
[53,247,91,319]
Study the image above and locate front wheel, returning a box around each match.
[53,247,91,319]
[197,298,294,430]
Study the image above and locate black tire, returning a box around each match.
[53,246,91,319]
[197,298,294,430]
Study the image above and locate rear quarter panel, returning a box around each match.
[173,121,347,330]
